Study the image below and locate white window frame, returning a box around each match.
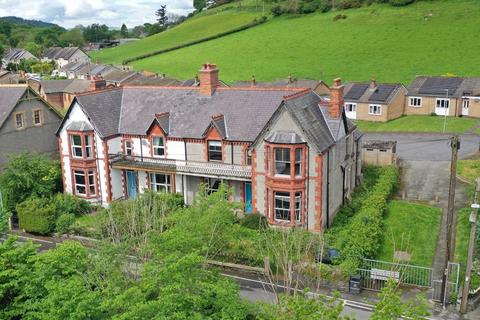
[274,191,291,222]
[409,97,422,107]
[152,136,165,157]
[149,173,171,192]
[84,135,93,159]
[294,148,302,177]
[436,98,450,109]
[74,170,87,195]
[274,148,291,176]
[125,140,133,156]
[294,192,302,222]
[208,140,223,162]
[88,170,96,195]
[345,102,357,112]
[14,112,25,129]
[368,104,382,115]
[463,99,470,109]
[71,135,83,158]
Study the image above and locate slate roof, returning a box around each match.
[40,79,91,94]
[101,69,140,84]
[344,82,403,104]
[0,85,27,128]
[66,121,94,131]
[125,75,183,86]
[42,47,86,60]
[2,48,37,62]
[408,76,480,98]
[232,78,321,89]
[265,131,305,144]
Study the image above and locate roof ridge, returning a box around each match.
[283,88,312,101]
[75,86,123,97]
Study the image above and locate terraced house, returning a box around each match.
[405,76,480,117]
[57,64,362,232]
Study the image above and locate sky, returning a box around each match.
[0,0,194,28]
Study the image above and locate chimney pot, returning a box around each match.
[370,75,377,89]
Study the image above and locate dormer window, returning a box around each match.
[152,136,165,156]
[208,140,222,161]
[275,148,290,176]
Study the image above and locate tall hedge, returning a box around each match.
[338,166,399,273]
[17,198,57,235]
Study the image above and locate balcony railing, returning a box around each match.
[109,154,252,180]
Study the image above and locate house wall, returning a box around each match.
[0,93,61,168]
[468,98,480,118]
[355,102,389,122]
[386,87,407,121]
[404,96,460,116]
[44,92,65,109]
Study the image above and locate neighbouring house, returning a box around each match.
[0,70,19,84]
[28,78,106,110]
[0,84,62,168]
[232,77,331,97]
[41,47,90,68]
[405,76,480,118]
[343,78,407,122]
[362,140,397,166]
[56,64,362,232]
[1,48,38,68]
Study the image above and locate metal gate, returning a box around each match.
[357,258,433,291]
[432,262,460,303]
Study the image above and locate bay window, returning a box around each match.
[275,148,290,176]
[71,135,83,158]
[152,136,165,156]
[73,169,97,197]
[274,192,290,221]
[70,133,94,159]
[294,192,301,222]
[295,148,302,176]
[208,141,222,161]
[149,173,171,192]
[271,191,303,223]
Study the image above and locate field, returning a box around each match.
[110,0,480,83]
[90,11,261,65]
[355,115,479,133]
[376,200,442,267]
[457,157,480,184]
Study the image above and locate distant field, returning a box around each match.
[377,200,441,267]
[127,0,480,84]
[355,115,479,133]
[91,11,261,65]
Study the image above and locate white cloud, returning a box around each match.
[0,0,194,28]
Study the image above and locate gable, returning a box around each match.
[204,125,223,140]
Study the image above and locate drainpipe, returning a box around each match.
[305,146,310,230]
[231,144,234,164]
[140,137,144,161]
[326,149,330,228]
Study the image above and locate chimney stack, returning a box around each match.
[370,75,377,90]
[89,76,106,91]
[199,63,219,96]
[329,78,344,119]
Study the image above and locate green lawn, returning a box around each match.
[457,159,480,184]
[125,0,480,83]
[355,115,479,133]
[91,11,261,65]
[455,208,480,288]
[376,200,442,267]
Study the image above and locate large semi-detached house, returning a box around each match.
[57,64,362,232]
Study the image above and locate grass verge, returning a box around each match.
[376,200,441,267]
[355,115,479,134]
[457,159,480,184]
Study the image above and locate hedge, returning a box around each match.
[122,16,267,65]
[17,198,57,235]
[337,166,399,273]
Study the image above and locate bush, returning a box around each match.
[336,166,399,273]
[333,14,347,21]
[298,1,319,14]
[17,198,57,235]
[430,112,438,116]
[337,0,363,9]
[271,5,284,16]
[55,214,75,234]
[389,0,415,6]
[239,213,268,230]
[51,193,91,217]
[0,153,61,212]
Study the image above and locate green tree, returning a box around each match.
[0,153,61,211]
[0,43,4,59]
[194,0,207,11]
[58,28,85,47]
[23,41,43,57]
[83,24,111,42]
[120,24,128,37]
[155,5,169,28]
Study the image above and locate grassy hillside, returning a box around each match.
[90,11,261,65]
[125,0,480,83]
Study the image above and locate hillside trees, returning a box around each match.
[120,24,128,37]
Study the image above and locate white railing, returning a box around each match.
[110,154,252,180]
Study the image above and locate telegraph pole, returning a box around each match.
[441,135,460,307]
[459,179,480,313]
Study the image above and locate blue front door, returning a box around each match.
[245,182,252,213]
[126,171,138,199]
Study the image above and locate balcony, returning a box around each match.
[109,154,252,181]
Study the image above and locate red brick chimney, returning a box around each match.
[329,78,344,118]
[199,63,219,96]
[89,76,106,91]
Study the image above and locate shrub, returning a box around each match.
[333,14,347,21]
[430,112,438,116]
[318,0,333,13]
[55,214,76,234]
[389,0,415,7]
[17,198,57,235]
[0,153,61,212]
[337,0,363,9]
[51,193,91,217]
[271,5,284,16]
[239,213,268,230]
[336,166,399,273]
[298,1,319,14]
